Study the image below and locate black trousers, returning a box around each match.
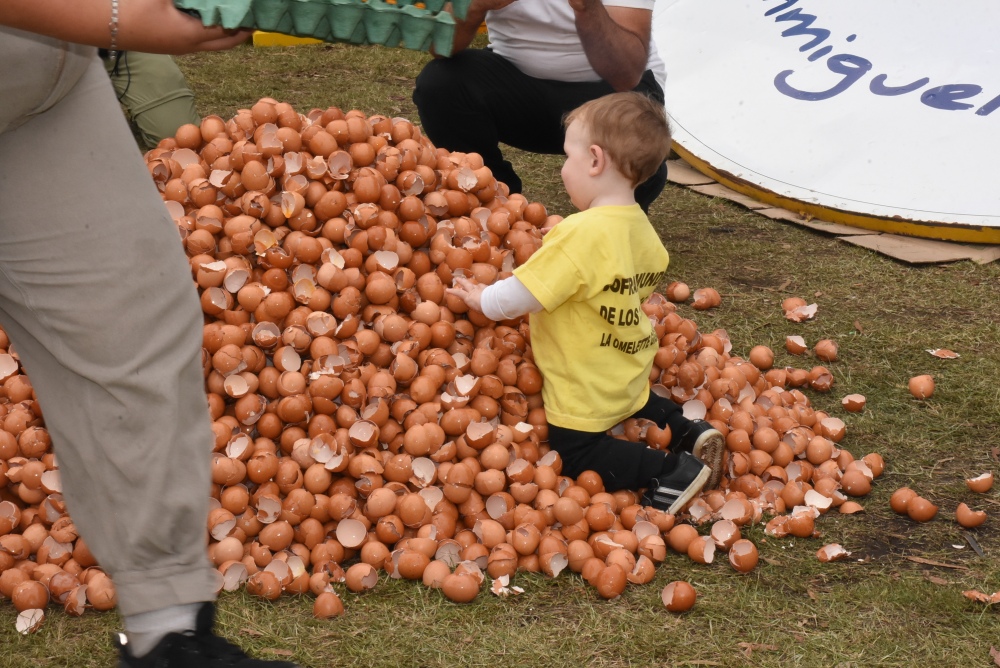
[546,392,690,493]
[413,48,668,212]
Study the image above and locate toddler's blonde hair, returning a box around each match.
[564,92,672,187]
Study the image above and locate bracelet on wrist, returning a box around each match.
[108,0,120,58]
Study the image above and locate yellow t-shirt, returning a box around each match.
[513,204,669,432]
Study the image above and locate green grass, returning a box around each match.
[3,39,1000,667]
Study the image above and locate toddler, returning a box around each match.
[447,91,724,514]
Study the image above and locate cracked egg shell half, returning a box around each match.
[955,503,987,528]
[966,472,994,493]
[728,539,759,573]
[661,581,696,612]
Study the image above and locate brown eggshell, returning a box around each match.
[955,503,987,528]
[691,288,720,311]
[661,580,696,612]
[786,511,815,538]
[816,543,851,563]
[748,346,774,370]
[344,563,379,593]
[396,549,431,580]
[636,535,667,563]
[313,591,345,619]
[12,580,48,612]
[841,394,866,413]
[15,608,45,635]
[667,524,699,554]
[838,501,865,515]
[728,539,759,573]
[839,470,871,497]
[441,573,480,603]
[422,560,452,589]
[814,339,838,362]
[966,472,994,493]
[785,335,808,355]
[665,282,690,303]
[908,375,934,399]
[686,535,715,565]
[626,555,656,585]
[709,519,741,551]
[594,564,627,600]
[862,453,885,478]
[906,496,938,522]
[889,487,917,514]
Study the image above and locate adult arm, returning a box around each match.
[0,0,251,54]
[447,0,517,55]
[570,0,651,91]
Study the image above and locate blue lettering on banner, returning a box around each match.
[763,0,999,116]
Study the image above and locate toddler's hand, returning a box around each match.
[446,275,486,312]
[540,215,563,236]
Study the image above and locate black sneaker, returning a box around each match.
[117,602,299,668]
[674,420,725,490]
[641,451,711,515]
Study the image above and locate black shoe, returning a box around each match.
[674,420,725,490]
[117,602,299,668]
[641,451,711,515]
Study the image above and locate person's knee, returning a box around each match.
[414,57,462,109]
[132,94,199,149]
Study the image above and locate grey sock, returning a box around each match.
[123,602,201,657]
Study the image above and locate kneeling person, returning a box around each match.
[447,92,723,513]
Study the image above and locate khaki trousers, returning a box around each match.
[0,27,215,616]
[102,51,200,150]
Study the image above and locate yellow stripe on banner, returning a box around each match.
[672,144,1000,245]
[253,31,324,47]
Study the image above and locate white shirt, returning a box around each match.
[486,0,665,84]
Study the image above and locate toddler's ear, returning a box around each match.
[589,144,606,176]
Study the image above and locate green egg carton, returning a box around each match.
[174,0,455,54]
[251,0,295,33]
[447,0,469,20]
[289,0,333,39]
[363,0,402,48]
[432,10,455,56]
[175,0,255,29]
[399,4,435,51]
[327,0,366,42]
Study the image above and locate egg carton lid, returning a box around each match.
[174,0,463,52]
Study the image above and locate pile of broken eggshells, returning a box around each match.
[1,98,994,634]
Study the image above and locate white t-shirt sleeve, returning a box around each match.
[480,276,544,321]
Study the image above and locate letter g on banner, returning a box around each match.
[774,54,872,101]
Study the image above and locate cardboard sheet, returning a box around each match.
[841,235,1000,265]
[671,160,1000,264]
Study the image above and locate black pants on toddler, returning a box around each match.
[413,48,669,212]
[547,392,692,493]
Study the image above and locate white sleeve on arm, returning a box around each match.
[480,276,544,321]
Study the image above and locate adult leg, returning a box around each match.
[634,161,668,213]
[632,70,669,211]
[0,50,215,619]
[413,49,610,194]
[104,51,200,150]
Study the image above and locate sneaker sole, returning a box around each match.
[667,464,711,515]
[692,430,725,490]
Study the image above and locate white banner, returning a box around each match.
[652,0,1000,241]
